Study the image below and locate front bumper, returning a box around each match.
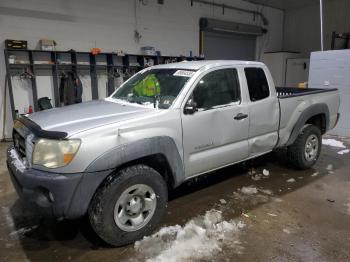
[6,146,111,219]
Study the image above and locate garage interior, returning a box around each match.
[0,0,350,261]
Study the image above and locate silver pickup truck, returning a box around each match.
[7,60,340,246]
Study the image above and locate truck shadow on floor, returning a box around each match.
[8,147,345,254]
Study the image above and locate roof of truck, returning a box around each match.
[152,60,264,70]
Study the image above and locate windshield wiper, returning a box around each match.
[129,100,142,105]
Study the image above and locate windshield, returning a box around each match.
[111,68,195,109]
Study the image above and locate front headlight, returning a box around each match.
[32,139,81,168]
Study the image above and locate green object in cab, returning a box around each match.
[133,74,160,97]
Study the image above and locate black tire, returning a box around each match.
[286,124,322,170]
[88,165,168,246]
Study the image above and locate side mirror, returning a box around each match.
[184,99,197,115]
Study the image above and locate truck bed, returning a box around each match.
[276,87,340,147]
[276,87,338,98]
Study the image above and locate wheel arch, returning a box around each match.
[286,103,329,146]
[85,136,185,188]
[113,153,175,189]
[66,137,184,219]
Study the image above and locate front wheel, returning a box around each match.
[286,124,322,169]
[88,165,168,246]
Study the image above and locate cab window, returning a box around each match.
[192,69,240,110]
[244,67,269,101]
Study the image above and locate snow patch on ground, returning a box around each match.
[233,190,270,205]
[262,169,270,177]
[248,168,271,181]
[322,137,349,155]
[247,169,256,176]
[267,213,277,217]
[134,210,245,262]
[326,164,333,171]
[311,172,319,177]
[286,178,296,183]
[258,189,273,196]
[283,228,291,234]
[219,199,227,205]
[251,174,262,181]
[337,149,350,155]
[5,243,13,248]
[241,186,258,195]
[234,186,274,204]
[2,206,15,229]
[322,138,346,149]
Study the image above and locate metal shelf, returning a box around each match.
[4,48,204,120]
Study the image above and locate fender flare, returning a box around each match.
[286,103,329,146]
[85,136,185,187]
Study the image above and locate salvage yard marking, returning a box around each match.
[173,70,195,77]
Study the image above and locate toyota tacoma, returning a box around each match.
[7,60,340,246]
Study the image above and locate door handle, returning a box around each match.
[234,113,248,120]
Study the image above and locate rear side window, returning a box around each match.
[244,68,269,101]
[193,69,240,109]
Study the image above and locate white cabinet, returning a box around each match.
[285,58,310,87]
[261,52,301,87]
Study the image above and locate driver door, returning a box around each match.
[181,68,249,177]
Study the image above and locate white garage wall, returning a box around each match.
[283,0,350,56]
[0,0,283,139]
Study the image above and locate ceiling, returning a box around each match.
[243,0,320,11]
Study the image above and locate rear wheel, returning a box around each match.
[88,165,168,246]
[286,124,322,169]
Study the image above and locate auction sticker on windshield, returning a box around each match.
[173,70,195,77]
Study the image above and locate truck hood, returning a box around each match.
[27,100,156,136]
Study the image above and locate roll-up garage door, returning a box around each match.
[203,31,257,60]
[200,18,265,61]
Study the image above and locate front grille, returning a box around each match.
[13,129,26,159]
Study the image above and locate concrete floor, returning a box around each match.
[1,138,350,262]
